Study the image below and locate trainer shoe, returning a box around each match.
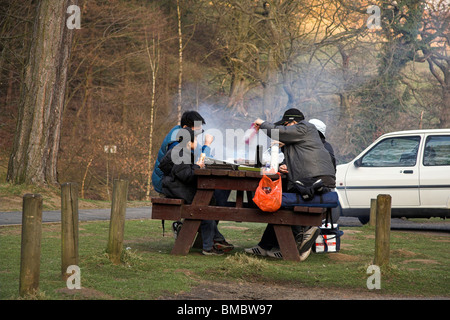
[266,248,283,259]
[298,227,320,254]
[214,240,234,253]
[244,245,267,257]
[172,221,183,239]
[202,248,224,256]
[299,247,312,262]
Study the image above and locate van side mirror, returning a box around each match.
[354,158,362,168]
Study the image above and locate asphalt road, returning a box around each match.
[0,207,152,226]
[0,207,448,233]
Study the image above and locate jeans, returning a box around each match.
[214,189,232,207]
[200,189,231,250]
[200,220,225,250]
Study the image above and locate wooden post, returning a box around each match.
[61,183,79,279]
[374,194,391,267]
[369,198,377,227]
[107,179,129,264]
[19,194,43,297]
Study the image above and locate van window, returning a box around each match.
[423,135,450,166]
[360,136,421,167]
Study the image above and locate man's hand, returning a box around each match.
[279,164,288,173]
[271,141,285,148]
[196,158,205,168]
[254,118,265,129]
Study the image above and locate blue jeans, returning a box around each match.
[200,220,225,250]
[200,190,231,250]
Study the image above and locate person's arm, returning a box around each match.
[259,121,308,144]
[201,134,214,157]
[158,149,174,176]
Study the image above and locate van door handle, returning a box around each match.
[403,170,414,174]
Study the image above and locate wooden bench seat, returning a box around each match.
[151,196,329,261]
[151,197,184,205]
[151,197,184,221]
[151,198,327,225]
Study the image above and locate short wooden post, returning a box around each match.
[61,183,79,280]
[19,194,43,297]
[374,194,391,267]
[107,179,129,264]
[369,198,377,227]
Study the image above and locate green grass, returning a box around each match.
[0,220,449,300]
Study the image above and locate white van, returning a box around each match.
[335,129,450,223]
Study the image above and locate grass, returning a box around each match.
[0,218,449,300]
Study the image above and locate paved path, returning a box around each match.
[0,207,152,226]
[0,207,448,233]
[339,216,450,233]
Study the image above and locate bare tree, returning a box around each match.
[145,32,161,200]
[420,0,450,127]
[177,0,183,122]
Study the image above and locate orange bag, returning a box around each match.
[253,173,282,212]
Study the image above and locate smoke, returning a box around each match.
[196,103,275,162]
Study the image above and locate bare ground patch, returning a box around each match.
[401,259,439,265]
[327,253,360,262]
[158,279,448,300]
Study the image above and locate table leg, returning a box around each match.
[171,219,201,255]
[273,225,300,262]
[192,189,214,205]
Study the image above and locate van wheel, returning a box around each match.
[358,216,370,225]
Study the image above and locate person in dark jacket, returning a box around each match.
[245,108,336,261]
[159,128,203,203]
[152,111,210,194]
[159,127,232,255]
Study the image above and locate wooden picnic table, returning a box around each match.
[151,168,326,261]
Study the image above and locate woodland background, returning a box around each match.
[0,0,448,201]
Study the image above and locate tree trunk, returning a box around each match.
[442,84,450,128]
[145,34,160,200]
[7,0,77,185]
[338,45,353,122]
[177,0,183,123]
[440,62,450,128]
[426,57,450,128]
[227,75,250,115]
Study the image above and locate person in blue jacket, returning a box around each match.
[158,127,232,255]
[152,110,234,254]
[152,111,210,194]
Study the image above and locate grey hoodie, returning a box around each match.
[260,120,336,190]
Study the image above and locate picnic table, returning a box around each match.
[151,168,328,261]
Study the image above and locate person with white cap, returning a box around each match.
[309,119,336,171]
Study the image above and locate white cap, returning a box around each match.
[309,119,326,137]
